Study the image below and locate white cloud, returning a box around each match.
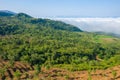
[52,18,120,34]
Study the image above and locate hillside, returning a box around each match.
[0,12,120,80]
[0,13,81,35]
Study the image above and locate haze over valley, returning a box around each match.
[52,17,120,35]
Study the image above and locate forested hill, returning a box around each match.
[0,13,82,35]
[0,12,120,73]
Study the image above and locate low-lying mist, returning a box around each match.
[52,18,120,34]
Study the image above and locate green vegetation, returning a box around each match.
[0,67,6,78]
[13,70,21,79]
[0,13,120,71]
[112,70,117,80]
[34,64,41,75]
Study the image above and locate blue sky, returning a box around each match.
[0,0,120,17]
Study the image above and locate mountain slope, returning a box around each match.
[0,13,82,35]
[0,12,120,80]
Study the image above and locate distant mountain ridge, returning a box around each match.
[15,13,32,18]
[0,10,16,16]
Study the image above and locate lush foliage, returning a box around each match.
[0,13,120,71]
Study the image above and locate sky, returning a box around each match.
[0,0,120,17]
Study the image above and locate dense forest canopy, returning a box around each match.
[0,12,120,71]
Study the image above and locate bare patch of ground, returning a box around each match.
[0,60,120,80]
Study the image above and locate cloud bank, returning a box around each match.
[52,18,120,34]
